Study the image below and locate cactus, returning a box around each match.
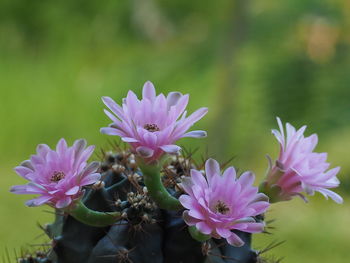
[18,147,270,263]
[12,83,343,263]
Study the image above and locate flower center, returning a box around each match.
[144,123,160,132]
[214,200,230,214]
[51,171,66,182]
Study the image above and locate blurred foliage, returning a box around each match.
[0,0,349,262]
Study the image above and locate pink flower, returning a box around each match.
[100,81,208,161]
[10,139,101,209]
[266,117,342,203]
[179,159,269,247]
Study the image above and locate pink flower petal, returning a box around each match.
[66,186,80,195]
[205,158,220,184]
[14,166,34,180]
[10,184,45,195]
[180,177,194,196]
[182,210,200,226]
[122,137,139,143]
[36,144,50,157]
[216,228,232,238]
[136,146,154,158]
[190,170,208,189]
[179,195,194,209]
[56,196,72,209]
[238,171,255,187]
[20,160,34,170]
[182,130,207,138]
[102,96,125,120]
[160,145,181,154]
[243,223,265,233]
[316,188,343,204]
[167,92,182,108]
[142,81,156,101]
[80,173,101,186]
[195,222,212,235]
[25,195,52,207]
[100,127,124,136]
[73,139,87,159]
[226,233,244,247]
[56,138,68,156]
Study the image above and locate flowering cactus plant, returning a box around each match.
[11,81,342,263]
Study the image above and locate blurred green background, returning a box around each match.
[1,0,350,262]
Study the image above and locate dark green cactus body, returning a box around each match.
[20,151,261,263]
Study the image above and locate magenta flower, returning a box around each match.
[179,159,270,247]
[265,117,342,203]
[101,81,208,161]
[10,139,101,209]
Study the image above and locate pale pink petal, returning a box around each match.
[226,233,244,247]
[238,171,255,187]
[77,162,100,183]
[181,177,194,196]
[26,195,52,207]
[100,127,125,136]
[243,223,265,233]
[56,196,72,209]
[196,222,212,235]
[159,145,181,154]
[167,92,182,108]
[248,201,270,215]
[182,130,207,138]
[36,144,50,157]
[80,173,101,186]
[14,166,34,180]
[179,195,194,209]
[205,158,220,185]
[102,96,125,119]
[190,169,208,189]
[233,217,255,224]
[10,184,45,195]
[142,81,156,101]
[173,107,208,138]
[73,139,87,158]
[189,208,206,220]
[316,188,343,204]
[56,138,68,156]
[182,210,200,226]
[20,160,34,170]
[65,186,80,195]
[122,137,139,143]
[171,94,189,119]
[104,109,121,124]
[136,146,154,158]
[216,228,232,238]
[222,167,236,181]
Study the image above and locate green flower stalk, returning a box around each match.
[66,200,121,227]
[138,158,182,210]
